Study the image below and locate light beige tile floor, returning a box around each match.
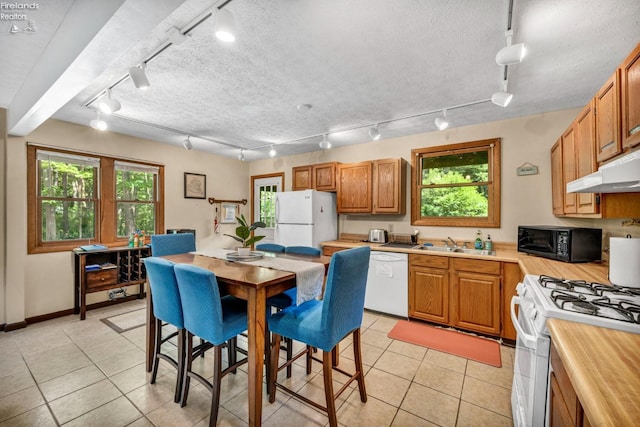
[0,300,515,426]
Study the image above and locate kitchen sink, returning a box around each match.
[416,245,496,256]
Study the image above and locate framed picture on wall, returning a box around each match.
[184,172,206,199]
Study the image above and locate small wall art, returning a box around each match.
[184,172,206,199]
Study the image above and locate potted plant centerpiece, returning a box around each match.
[224,214,266,256]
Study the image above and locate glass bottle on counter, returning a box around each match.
[485,234,493,252]
[474,229,483,250]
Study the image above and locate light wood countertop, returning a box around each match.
[518,257,610,284]
[547,319,640,427]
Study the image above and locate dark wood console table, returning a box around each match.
[73,246,150,319]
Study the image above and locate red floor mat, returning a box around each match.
[388,320,502,367]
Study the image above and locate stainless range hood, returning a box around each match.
[567,150,640,193]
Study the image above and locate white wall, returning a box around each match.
[6,119,249,320]
[251,108,596,243]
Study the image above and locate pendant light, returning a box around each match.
[214,9,236,42]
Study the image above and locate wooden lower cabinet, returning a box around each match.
[451,258,501,335]
[409,254,503,336]
[322,245,347,257]
[408,254,450,324]
[501,262,522,340]
[550,341,592,427]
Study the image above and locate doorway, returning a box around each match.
[251,173,284,243]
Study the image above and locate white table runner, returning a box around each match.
[191,249,324,305]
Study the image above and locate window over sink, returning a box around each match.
[411,138,501,227]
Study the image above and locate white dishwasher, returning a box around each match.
[365,251,408,317]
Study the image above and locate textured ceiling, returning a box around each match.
[2,0,639,161]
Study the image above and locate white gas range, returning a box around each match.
[511,274,640,427]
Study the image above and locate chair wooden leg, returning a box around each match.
[209,346,223,427]
[180,332,194,408]
[306,345,313,375]
[322,351,338,427]
[353,329,367,402]
[150,318,163,384]
[175,329,186,403]
[228,337,237,374]
[285,337,293,378]
[268,333,282,403]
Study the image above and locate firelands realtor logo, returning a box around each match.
[2,2,39,34]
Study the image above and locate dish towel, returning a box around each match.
[192,249,325,305]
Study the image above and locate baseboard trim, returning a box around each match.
[26,308,75,325]
[5,320,28,331]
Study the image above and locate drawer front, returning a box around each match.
[452,258,501,275]
[409,254,449,269]
[86,269,118,289]
[323,246,346,256]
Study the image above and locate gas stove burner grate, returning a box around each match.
[539,275,595,294]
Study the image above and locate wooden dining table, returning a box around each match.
[145,251,331,426]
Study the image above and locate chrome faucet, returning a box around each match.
[445,237,458,248]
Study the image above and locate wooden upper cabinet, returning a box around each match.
[551,139,565,216]
[292,165,313,190]
[372,158,406,214]
[336,161,372,213]
[313,162,338,191]
[595,71,622,162]
[561,125,577,214]
[292,162,338,191]
[621,43,640,149]
[575,101,599,214]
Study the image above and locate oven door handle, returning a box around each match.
[511,296,537,349]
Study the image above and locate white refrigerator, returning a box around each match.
[274,190,337,249]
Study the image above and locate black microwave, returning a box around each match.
[517,226,602,263]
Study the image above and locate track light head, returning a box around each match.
[98,89,121,115]
[90,112,107,131]
[319,134,332,150]
[369,125,381,141]
[129,64,150,90]
[434,109,449,130]
[269,145,277,158]
[238,149,245,161]
[491,91,513,107]
[183,136,193,151]
[214,9,236,42]
[496,43,526,66]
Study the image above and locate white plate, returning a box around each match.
[226,251,265,261]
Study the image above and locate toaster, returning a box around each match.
[368,229,388,243]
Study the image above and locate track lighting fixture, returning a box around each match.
[269,145,277,158]
[434,109,449,130]
[129,64,150,90]
[167,26,188,45]
[98,89,121,115]
[238,149,245,161]
[319,134,332,150]
[369,125,381,141]
[492,79,513,107]
[496,42,526,66]
[214,8,236,42]
[90,111,107,131]
[183,136,193,151]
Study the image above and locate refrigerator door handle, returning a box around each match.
[275,197,280,223]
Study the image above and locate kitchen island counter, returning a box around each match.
[547,318,640,427]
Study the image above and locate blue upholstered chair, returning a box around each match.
[256,243,285,252]
[267,246,371,426]
[285,245,321,256]
[266,245,321,377]
[174,264,248,425]
[144,257,186,403]
[151,233,196,256]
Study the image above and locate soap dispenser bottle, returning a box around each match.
[485,234,493,252]
[474,229,483,250]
